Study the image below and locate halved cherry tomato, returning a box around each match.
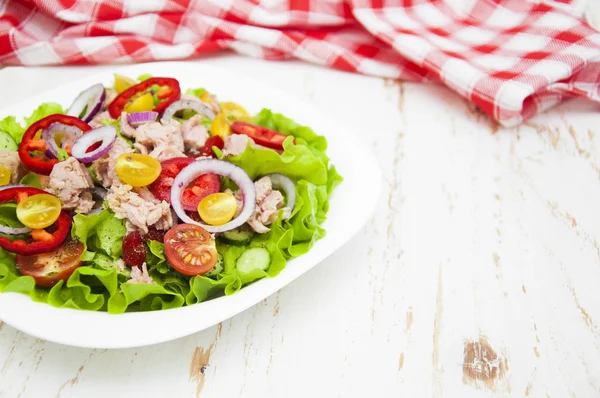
[16,239,84,287]
[16,193,62,229]
[198,193,237,226]
[230,122,289,150]
[18,114,92,175]
[209,102,251,138]
[0,166,10,186]
[198,135,224,158]
[114,74,136,94]
[149,157,220,211]
[0,187,72,256]
[108,77,180,119]
[124,93,154,113]
[115,153,161,187]
[122,231,146,268]
[164,224,218,276]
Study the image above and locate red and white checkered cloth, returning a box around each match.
[1,0,600,127]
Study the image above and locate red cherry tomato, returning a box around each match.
[164,224,218,276]
[122,231,146,267]
[230,122,290,150]
[149,157,220,211]
[198,135,224,158]
[16,239,84,287]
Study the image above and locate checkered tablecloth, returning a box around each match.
[2,0,600,126]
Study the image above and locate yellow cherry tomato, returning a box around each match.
[198,193,237,226]
[115,153,161,187]
[210,113,231,138]
[200,91,212,104]
[221,102,251,123]
[210,102,251,138]
[114,74,137,94]
[0,166,11,186]
[16,194,62,229]
[124,93,154,113]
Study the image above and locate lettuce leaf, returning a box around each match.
[0,103,64,144]
[71,209,126,260]
[19,173,42,188]
[185,87,206,98]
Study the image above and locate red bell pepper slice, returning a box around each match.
[230,122,292,150]
[107,77,181,119]
[18,114,92,175]
[0,187,72,256]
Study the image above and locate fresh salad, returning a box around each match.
[0,74,341,313]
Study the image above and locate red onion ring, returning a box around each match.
[0,224,33,235]
[160,99,216,124]
[67,83,106,123]
[71,126,117,163]
[266,173,296,213]
[170,159,255,233]
[41,123,83,159]
[127,111,158,127]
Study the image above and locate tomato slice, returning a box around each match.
[16,239,84,287]
[122,231,146,267]
[0,166,10,186]
[16,193,62,229]
[198,192,237,226]
[164,224,218,276]
[149,157,220,211]
[198,135,224,158]
[115,153,162,187]
[230,122,289,150]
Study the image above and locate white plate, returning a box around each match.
[0,62,381,349]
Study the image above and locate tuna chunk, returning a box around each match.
[127,263,155,285]
[47,157,95,213]
[107,184,173,234]
[89,111,112,128]
[246,176,292,234]
[92,137,133,187]
[0,150,23,184]
[181,115,209,152]
[222,134,253,157]
[133,120,186,161]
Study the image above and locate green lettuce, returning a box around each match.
[0,103,64,144]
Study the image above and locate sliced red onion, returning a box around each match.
[71,126,117,163]
[0,224,33,235]
[0,184,29,191]
[67,83,106,122]
[171,159,255,233]
[127,111,158,127]
[160,99,216,124]
[266,173,296,213]
[42,123,83,159]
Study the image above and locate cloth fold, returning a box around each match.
[1,0,600,126]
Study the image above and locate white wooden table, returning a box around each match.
[1,54,600,397]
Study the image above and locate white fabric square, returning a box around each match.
[534,11,578,30]
[485,6,526,29]
[235,25,282,47]
[382,8,422,30]
[453,26,495,45]
[357,58,402,79]
[426,32,469,52]
[114,15,158,37]
[412,3,451,27]
[561,44,600,61]
[74,36,119,55]
[392,34,434,65]
[472,54,521,70]
[440,58,486,95]
[149,43,195,60]
[354,9,396,35]
[494,80,534,111]
[173,26,198,44]
[248,5,290,26]
[122,0,167,14]
[16,43,62,65]
[503,33,550,52]
[525,59,572,81]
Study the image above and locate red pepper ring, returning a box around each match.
[18,114,92,175]
[107,77,181,119]
[0,187,73,256]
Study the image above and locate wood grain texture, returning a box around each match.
[1,49,600,397]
